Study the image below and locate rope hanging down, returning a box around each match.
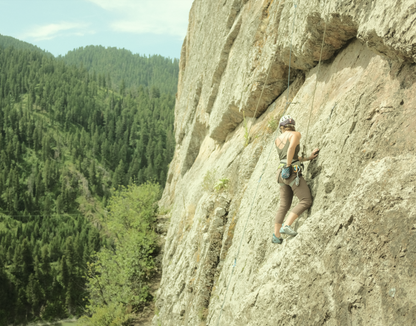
[215,2,297,325]
[284,2,298,114]
[302,11,327,157]
[215,3,329,325]
[250,45,276,122]
[250,0,297,131]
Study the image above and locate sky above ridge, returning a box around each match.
[0,0,194,58]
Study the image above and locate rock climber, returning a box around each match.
[272,115,319,244]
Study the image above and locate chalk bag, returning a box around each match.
[281,165,292,179]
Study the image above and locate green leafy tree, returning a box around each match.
[83,183,160,323]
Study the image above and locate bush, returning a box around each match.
[78,303,131,326]
[202,168,218,192]
[214,178,229,192]
[268,117,279,132]
[82,182,160,321]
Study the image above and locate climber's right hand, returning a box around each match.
[310,148,320,160]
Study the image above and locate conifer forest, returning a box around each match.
[0,36,178,325]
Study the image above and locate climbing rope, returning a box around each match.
[302,9,328,158]
[215,3,330,325]
[249,0,297,134]
[284,2,298,114]
[215,2,297,325]
[250,47,276,122]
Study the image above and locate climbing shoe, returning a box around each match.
[280,225,298,236]
[272,233,283,244]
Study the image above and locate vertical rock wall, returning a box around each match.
[154,0,416,325]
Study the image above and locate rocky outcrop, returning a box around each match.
[154,0,416,325]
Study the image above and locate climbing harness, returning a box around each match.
[278,160,302,187]
[215,1,298,325]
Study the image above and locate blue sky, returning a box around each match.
[0,0,194,59]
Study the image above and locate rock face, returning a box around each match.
[154,0,416,325]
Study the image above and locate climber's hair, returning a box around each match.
[280,124,296,132]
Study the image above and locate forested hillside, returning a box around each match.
[0,34,51,55]
[63,45,179,95]
[0,45,176,324]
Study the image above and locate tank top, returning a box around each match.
[275,137,300,163]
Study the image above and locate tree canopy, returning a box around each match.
[80,183,160,325]
[0,43,177,324]
[63,45,179,95]
[0,33,52,55]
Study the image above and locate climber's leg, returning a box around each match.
[285,175,312,227]
[283,211,299,227]
[275,183,293,237]
[274,223,282,237]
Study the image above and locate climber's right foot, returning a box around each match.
[280,225,297,236]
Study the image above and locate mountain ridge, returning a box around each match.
[62,45,179,95]
[0,33,52,55]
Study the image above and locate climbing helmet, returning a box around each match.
[279,115,296,127]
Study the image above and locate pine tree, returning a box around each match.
[112,160,125,188]
[0,44,176,323]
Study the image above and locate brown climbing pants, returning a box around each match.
[275,168,313,224]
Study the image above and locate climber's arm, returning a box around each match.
[298,148,320,162]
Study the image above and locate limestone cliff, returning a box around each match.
[154,0,416,325]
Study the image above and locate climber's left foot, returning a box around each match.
[272,233,283,244]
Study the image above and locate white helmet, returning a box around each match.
[279,115,296,127]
